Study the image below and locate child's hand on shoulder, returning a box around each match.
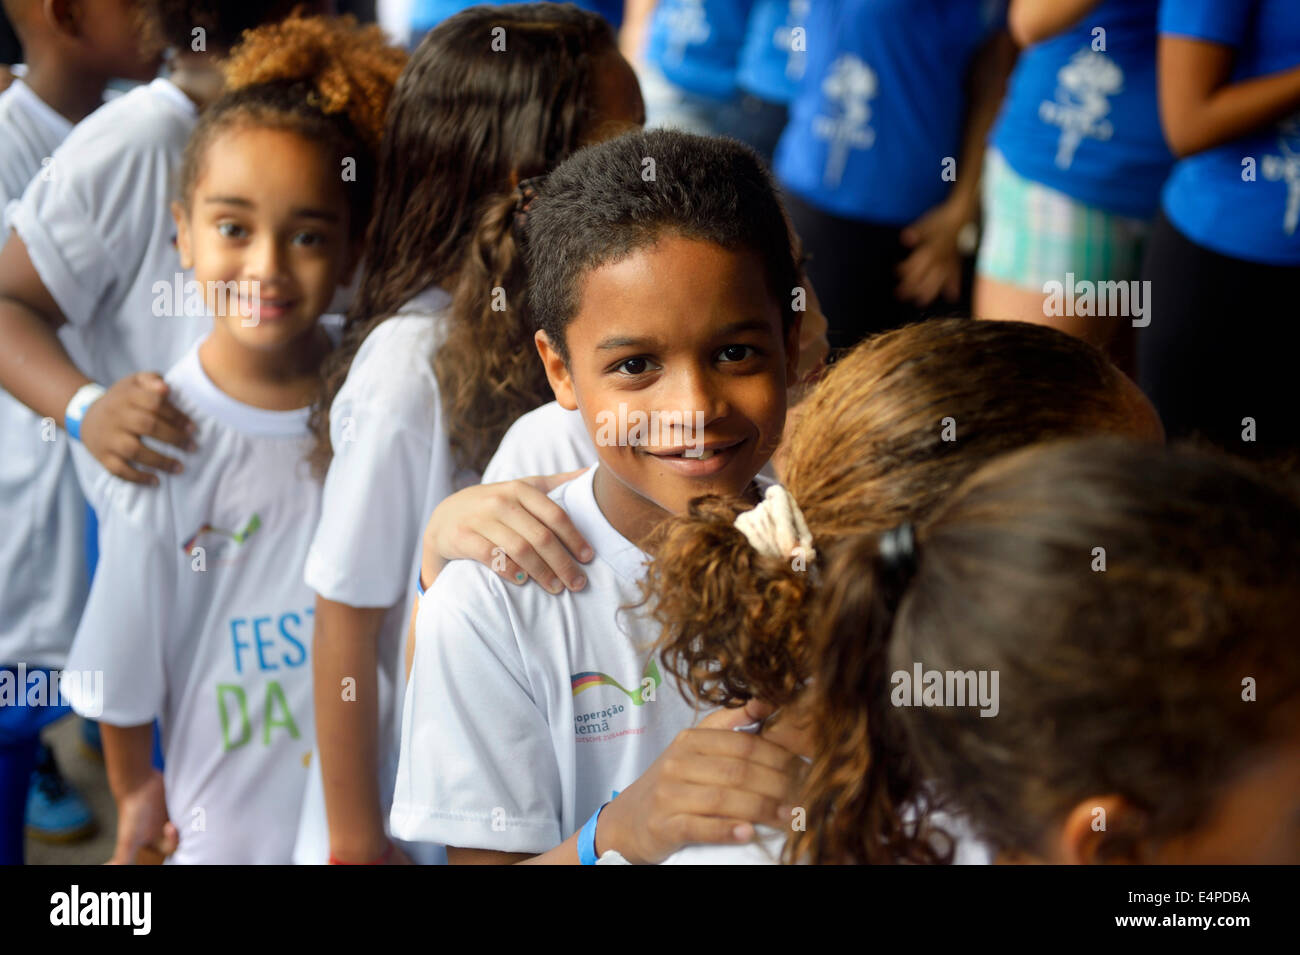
[80,372,197,486]
[595,700,805,865]
[108,769,179,865]
[420,470,594,595]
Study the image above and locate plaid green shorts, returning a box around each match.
[977,148,1152,290]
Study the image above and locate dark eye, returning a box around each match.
[618,357,650,375]
[719,345,755,363]
[217,222,246,239]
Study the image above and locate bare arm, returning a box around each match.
[0,231,196,482]
[1159,35,1300,157]
[0,232,88,422]
[1007,0,1105,48]
[896,29,1017,306]
[102,722,177,864]
[313,595,399,863]
[620,0,657,63]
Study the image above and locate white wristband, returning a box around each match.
[64,383,106,442]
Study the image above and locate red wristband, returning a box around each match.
[329,840,395,865]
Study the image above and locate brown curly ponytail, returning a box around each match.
[642,318,1159,713]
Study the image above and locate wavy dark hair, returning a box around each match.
[310,3,623,476]
[797,438,1300,864]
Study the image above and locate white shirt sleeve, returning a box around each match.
[8,135,146,330]
[303,396,432,609]
[63,482,176,726]
[390,560,564,854]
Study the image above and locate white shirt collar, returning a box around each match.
[177,341,311,438]
[563,466,649,583]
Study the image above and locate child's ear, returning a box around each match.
[45,0,81,39]
[535,330,577,411]
[172,201,193,270]
[1057,795,1151,864]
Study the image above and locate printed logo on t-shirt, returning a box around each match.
[1040,48,1122,169]
[572,658,663,742]
[1261,114,1300,236]
[219,607,312,752]
[180,514,262,565]
[663,0,711,66]
[813,54,877,188]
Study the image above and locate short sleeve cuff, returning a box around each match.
[9,198,107,330]
[388,804,560,855]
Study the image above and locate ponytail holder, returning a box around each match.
[877,522,918,579]
[733,484,816,564]
[511,175,545,238]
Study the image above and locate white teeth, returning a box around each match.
[683,448,714,460]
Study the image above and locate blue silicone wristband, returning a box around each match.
[578,801,609,866]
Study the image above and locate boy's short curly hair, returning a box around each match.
[524,128,800,362]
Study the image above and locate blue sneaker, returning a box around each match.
[25,745,97,844]
[79,718,103,762]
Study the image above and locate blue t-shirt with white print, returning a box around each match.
[411,0,624,33]
[736,0,810,105]
[644,0,755,102]
[1159,0,1300,265]
[773,0,1007,226]
[991,0,1172,219]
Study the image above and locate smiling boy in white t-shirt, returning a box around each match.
[391,128,808,865]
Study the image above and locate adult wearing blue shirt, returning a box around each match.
[975,0,1172,371]
[709,0,809,162]
[1140,0,1300,457]
[774,0,1016,350]
[634,0,752,134]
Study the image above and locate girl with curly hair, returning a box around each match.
[60,14,405,865]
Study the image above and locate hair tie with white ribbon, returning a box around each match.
[733,484,816,563]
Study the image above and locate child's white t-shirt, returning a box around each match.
[9,76,207,388]
[480,400,596,483]
[0,79,71,221]
[0,80,86,669]
[295,286,475,865]
[390,465,701,854]
[63,341,321,864]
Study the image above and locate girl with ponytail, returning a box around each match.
[801,438,1300,865]
[301,5,644,865]
[641,317,1165,863]
[61,14,405,864]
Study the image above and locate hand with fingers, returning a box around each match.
[419,468,594,595]
[594,700,806,865]
[896,199,969,308]
[107,770,179,865]
[78,372,197,486]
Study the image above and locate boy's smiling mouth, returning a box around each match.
[642,438,746,474]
